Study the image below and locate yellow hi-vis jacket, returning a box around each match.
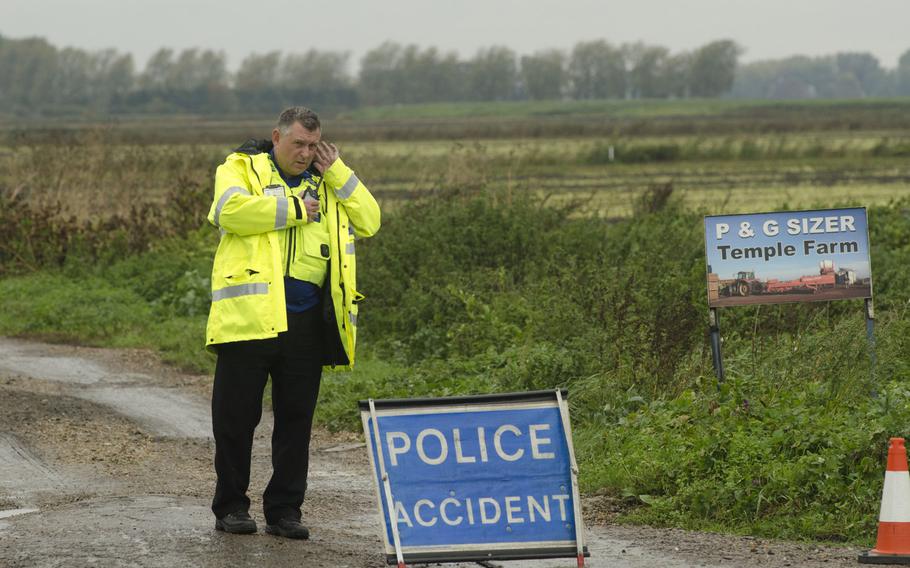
[205,141,380,368]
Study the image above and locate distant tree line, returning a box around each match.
[732,52,910,99]
[1,33,909,116]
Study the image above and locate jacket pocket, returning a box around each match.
[302,230,331,260]
[214,234,265,282]
[219,257,264,284]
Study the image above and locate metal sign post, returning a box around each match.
[708,308,725,384]
[865,298,877,383]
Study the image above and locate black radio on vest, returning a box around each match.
[302,188,321,223]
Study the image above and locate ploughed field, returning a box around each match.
[2,99,910,219]
[1,134,909,220]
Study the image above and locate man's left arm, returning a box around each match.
[316,143,381,237]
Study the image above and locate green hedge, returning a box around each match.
[1,184,909,542]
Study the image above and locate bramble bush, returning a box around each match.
[350,186,910,542]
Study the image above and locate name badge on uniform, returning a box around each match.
[263,184,285,197]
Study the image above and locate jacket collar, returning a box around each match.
[233,138,273,155]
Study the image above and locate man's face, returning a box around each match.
[271,122,321,176]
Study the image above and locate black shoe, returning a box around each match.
[265,518,309,540]
[215,511,257,534]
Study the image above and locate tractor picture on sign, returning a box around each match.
[717,260,858,299]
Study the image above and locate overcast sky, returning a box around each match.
[3,0,908,71]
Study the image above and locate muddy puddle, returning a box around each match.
[84,387,211,439]
[0,338,209,439]
[0,433,65,504]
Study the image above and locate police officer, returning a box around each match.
[205,107,380,538]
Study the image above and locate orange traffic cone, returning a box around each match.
[859,438,910,564]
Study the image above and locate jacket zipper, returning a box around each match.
[285,181,295,276]
[247,156,263,188]
[285,226,294,276]
[335,201,346,329]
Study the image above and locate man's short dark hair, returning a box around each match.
[277,107,320,134]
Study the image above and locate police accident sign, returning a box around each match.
[360,391,588,564]
[704,207,872,308]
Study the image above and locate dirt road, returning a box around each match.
[0,337,865,567]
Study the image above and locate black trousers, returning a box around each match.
[211,308,323,524]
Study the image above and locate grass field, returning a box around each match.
[338,97,910,120]
[6,98,910,144]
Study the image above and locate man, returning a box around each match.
[204,106,380,539]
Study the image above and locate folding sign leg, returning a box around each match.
[369,399,407,568]
[555,389,586,568]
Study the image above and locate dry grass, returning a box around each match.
[2,129,908,222]
[0,129,223,220]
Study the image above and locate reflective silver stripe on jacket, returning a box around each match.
[212,282,269,301]
[349,312,357,326]
[214,186,250,227]
[335,174,359,200]
[345,243,355,255]
[274,196,288,230]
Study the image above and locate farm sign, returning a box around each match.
[360,391,588,565]
[704,207,872,307]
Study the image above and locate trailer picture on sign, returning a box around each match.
[704,207,872,308]
[360,391,588,566]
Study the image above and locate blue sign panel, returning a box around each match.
[360,392,586,564]
[704,207,872,308]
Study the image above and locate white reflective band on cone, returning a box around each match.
[880,471,910,522]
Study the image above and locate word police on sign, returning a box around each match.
[360,391,588,565]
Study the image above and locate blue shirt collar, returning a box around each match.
[269,149,313,189]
